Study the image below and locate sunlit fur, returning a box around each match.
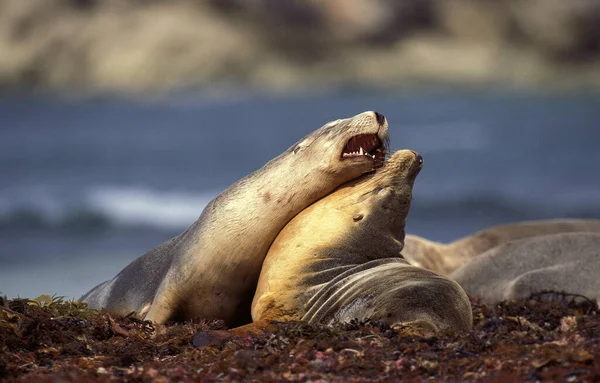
[252,150,472,334]
[81,111,388,326]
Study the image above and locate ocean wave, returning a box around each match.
[1,186,599,232]
[86,187,216,229]
[410,192,600,221]
[0,187,217,231]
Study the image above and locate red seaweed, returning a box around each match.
[1,296,599,382]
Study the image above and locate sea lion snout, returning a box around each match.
[373,111,386,127]
[377,150,423,184]
[338,111,390,170]
[409,151,424,178]
[410,150,423,167]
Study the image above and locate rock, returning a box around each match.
[0,0,599,93]
[435,0,512,44]
[0,0,260,91]
[510,0,600,59]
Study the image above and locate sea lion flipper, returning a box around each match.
[143,281,180,323]
[506,260,595,304]
[392,319,439,337]
[143,300,170,324]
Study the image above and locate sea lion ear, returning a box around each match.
[293,137,313,154]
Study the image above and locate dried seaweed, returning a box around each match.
[1,296,599,382]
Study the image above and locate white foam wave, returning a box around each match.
[1,183,599,231]
[86,187,218,229]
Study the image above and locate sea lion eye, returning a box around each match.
[294,146,301,154]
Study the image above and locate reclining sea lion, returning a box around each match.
[403,219,600,275]
[251,150,472,334]
[451,232,600,305]
[81,111,390,326]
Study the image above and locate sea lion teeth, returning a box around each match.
[252,149,472,334]
[341,134,385,159]
[80,111,390,326]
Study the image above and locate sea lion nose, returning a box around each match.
[373,112,386,126]
[410,151,424,168]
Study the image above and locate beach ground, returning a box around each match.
[1,295,599,382]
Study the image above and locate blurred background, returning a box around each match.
[1,0,600,300]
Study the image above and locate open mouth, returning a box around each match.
[341,134,387,168]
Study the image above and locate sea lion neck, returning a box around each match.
[311,152,421,262]
[358,149,421,231]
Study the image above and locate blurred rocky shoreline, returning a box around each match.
[2,0,600,94]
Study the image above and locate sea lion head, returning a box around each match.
[340,149,423,250]
[266,149,423,269]
[287,111,390,183]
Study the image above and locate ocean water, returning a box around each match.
[1,90,599,299]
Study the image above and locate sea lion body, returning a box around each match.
[403,219,600,275]
[81,111,390,326]
[252,150,472,333]
[451,232,600,304]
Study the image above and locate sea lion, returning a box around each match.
[402,219,600,275]
[251,150,472,334]
[81,111,390,326]
[451,232,600,305]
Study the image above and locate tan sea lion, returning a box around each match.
[251,150,472,334]
[81,111,390,326]
[451,232,600,305]
[403,219,600,275]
